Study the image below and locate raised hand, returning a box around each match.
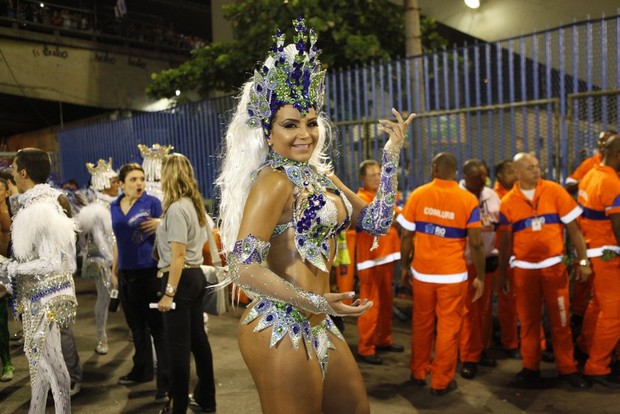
[378,108,416,150]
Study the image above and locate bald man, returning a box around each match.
[498,152,591,389]
[398,152,485,396]
[577,135,620,388]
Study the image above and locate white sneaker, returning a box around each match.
[95,340,108,355]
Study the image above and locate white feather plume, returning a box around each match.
[76,202,112,234]
[11,200,78,261]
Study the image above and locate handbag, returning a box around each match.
[201,219,228,316]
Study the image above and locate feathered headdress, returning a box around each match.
[138,143,174,181]
[246,17,326,137]
[86,158,117,191]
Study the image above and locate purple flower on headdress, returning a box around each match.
[245,17,325,134]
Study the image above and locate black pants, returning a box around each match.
[162,267,216,413]
[118,268,170,394]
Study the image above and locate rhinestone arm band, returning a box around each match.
[227,234,336,315]
[356,145,401,236]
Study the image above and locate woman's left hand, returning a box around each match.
[157,294,174,312]
[379,108,416,150]
[140,218,161,235]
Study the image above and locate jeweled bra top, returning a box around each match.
[260,151,352,272]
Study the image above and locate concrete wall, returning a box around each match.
[0,27,184,111]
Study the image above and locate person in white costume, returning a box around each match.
[138,144,174,202]
[76,158,119,355]
[0,148,78,414]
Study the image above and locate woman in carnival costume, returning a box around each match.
[75,158,119,355]
[216,18,414,413]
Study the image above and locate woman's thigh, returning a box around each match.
[238,318,324,414]
[322,333,370,414]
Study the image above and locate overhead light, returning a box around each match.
[464,0,480,9]
[40,2,45,7]
[175,89,181,96]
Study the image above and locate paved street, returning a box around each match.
[1,278,619,413]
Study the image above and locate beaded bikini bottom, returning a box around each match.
[243,297,345,379]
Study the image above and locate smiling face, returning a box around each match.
[120,170,145,200]
[268,105,319,162]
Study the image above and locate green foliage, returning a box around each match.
[146,0,447,100]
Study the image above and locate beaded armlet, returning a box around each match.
[227,233,336,315]
[356,145,401,246]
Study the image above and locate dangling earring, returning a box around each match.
[267,140,272,147]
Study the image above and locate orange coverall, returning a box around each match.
[355,188,401,356]
[577,166,620,375]
[398,178,481,389]
[499,180,582,374]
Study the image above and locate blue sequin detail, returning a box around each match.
[265,151,352,271]
[243,298,344,380]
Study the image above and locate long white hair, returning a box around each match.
[215,44,333,253]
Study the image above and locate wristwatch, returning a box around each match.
[578,259,590,267]
[165,283,177,296]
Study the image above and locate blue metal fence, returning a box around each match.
[58,15,619,201]
[58,96,235,199]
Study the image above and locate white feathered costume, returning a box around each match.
[75,185,116,353]
[0,184,78,412]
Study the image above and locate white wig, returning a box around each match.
[216,45,334,253]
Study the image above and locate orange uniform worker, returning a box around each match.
[577,135,620,388]
[492,160,520,357]
[498,153,592,389]
[565,130,616,195]
[566,130,616,326]
[398,153,485,396]
[355,160,404,364]
[459,159,501,379]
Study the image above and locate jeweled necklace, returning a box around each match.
[266,150,333,194]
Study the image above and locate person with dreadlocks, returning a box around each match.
[216,18,414,413]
